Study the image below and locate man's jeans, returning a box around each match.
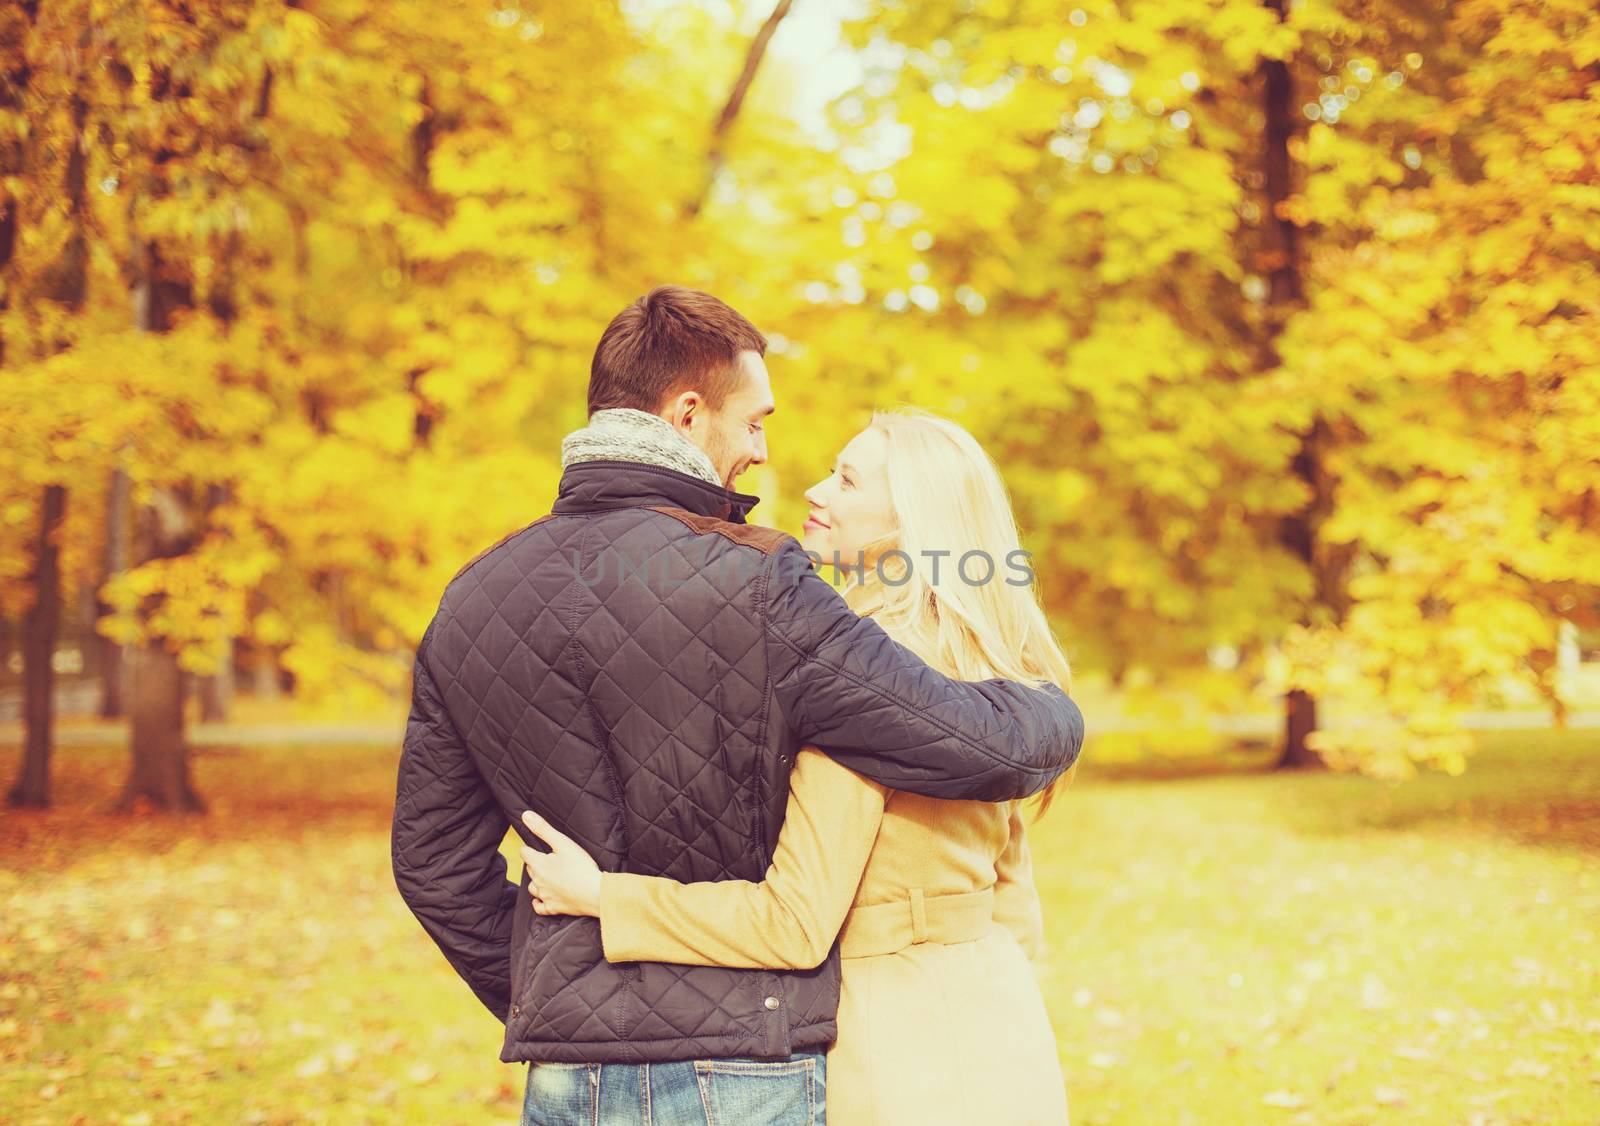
[519,1051,826,1125]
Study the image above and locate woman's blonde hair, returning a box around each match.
[839,406,1078,815]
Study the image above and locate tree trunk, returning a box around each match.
[98,465,131,717]
[9,484,66,808]
[195,482,234,722]
[1281,688,1321,769]
[1259,0,1323,769]
[251,645,282,699]
[0,2,41,307]
[120,182,204,808]
[117,481,204,813]
[119,643,203,813]
[8,54,86,807]
[197,638,234,722]
[1278,415,1337,768]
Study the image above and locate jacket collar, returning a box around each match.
[553,459,762,524]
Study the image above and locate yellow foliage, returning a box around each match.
[0,0,1594,783]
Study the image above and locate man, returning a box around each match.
[391,285,1085,1124]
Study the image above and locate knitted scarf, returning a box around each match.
[560,408,722,488]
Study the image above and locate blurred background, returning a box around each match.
[1,0,1597,1122]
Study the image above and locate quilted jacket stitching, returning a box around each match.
[395,615,518,1021]
[751,551,776,863]
[765,581,1058,782]
[449,512,557,586]
[567,520,643,1048]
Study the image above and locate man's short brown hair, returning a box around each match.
[588,286,768,416]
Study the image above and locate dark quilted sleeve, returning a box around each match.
[391,625,520,1024]
[764,542,1085,801]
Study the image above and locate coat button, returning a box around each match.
[764,996,780,1011]
[510,1004,520,1017]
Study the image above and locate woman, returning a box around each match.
[520,407,1076,1124]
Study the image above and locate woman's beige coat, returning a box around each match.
[599,746,1070,1124]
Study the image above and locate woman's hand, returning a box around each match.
[519,809,602,917]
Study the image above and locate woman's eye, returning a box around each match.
[840,475,854,490]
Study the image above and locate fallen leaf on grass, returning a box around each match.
[1262,1090,1306,1109]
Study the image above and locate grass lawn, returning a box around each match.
[2,726,1597,1124]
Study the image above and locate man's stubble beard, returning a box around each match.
[701,425,739,490]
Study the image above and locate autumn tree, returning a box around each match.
[763,0,1597,776]
[1,0,828,808]
[4,0,1592,803]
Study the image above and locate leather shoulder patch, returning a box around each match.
[646,506,795,557]
[449,513,558,584]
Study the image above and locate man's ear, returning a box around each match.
[663,389,705,433]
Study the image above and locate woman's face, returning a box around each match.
[802,426,898,569]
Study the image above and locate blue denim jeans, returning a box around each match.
[519,1051,826,1126]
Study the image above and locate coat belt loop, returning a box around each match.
[909,887,928,943]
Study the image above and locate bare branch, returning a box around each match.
[687,0,795,218]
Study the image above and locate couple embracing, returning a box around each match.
[391,285,1085,1125]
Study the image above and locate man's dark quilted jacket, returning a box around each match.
[391,459,1085,1065]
